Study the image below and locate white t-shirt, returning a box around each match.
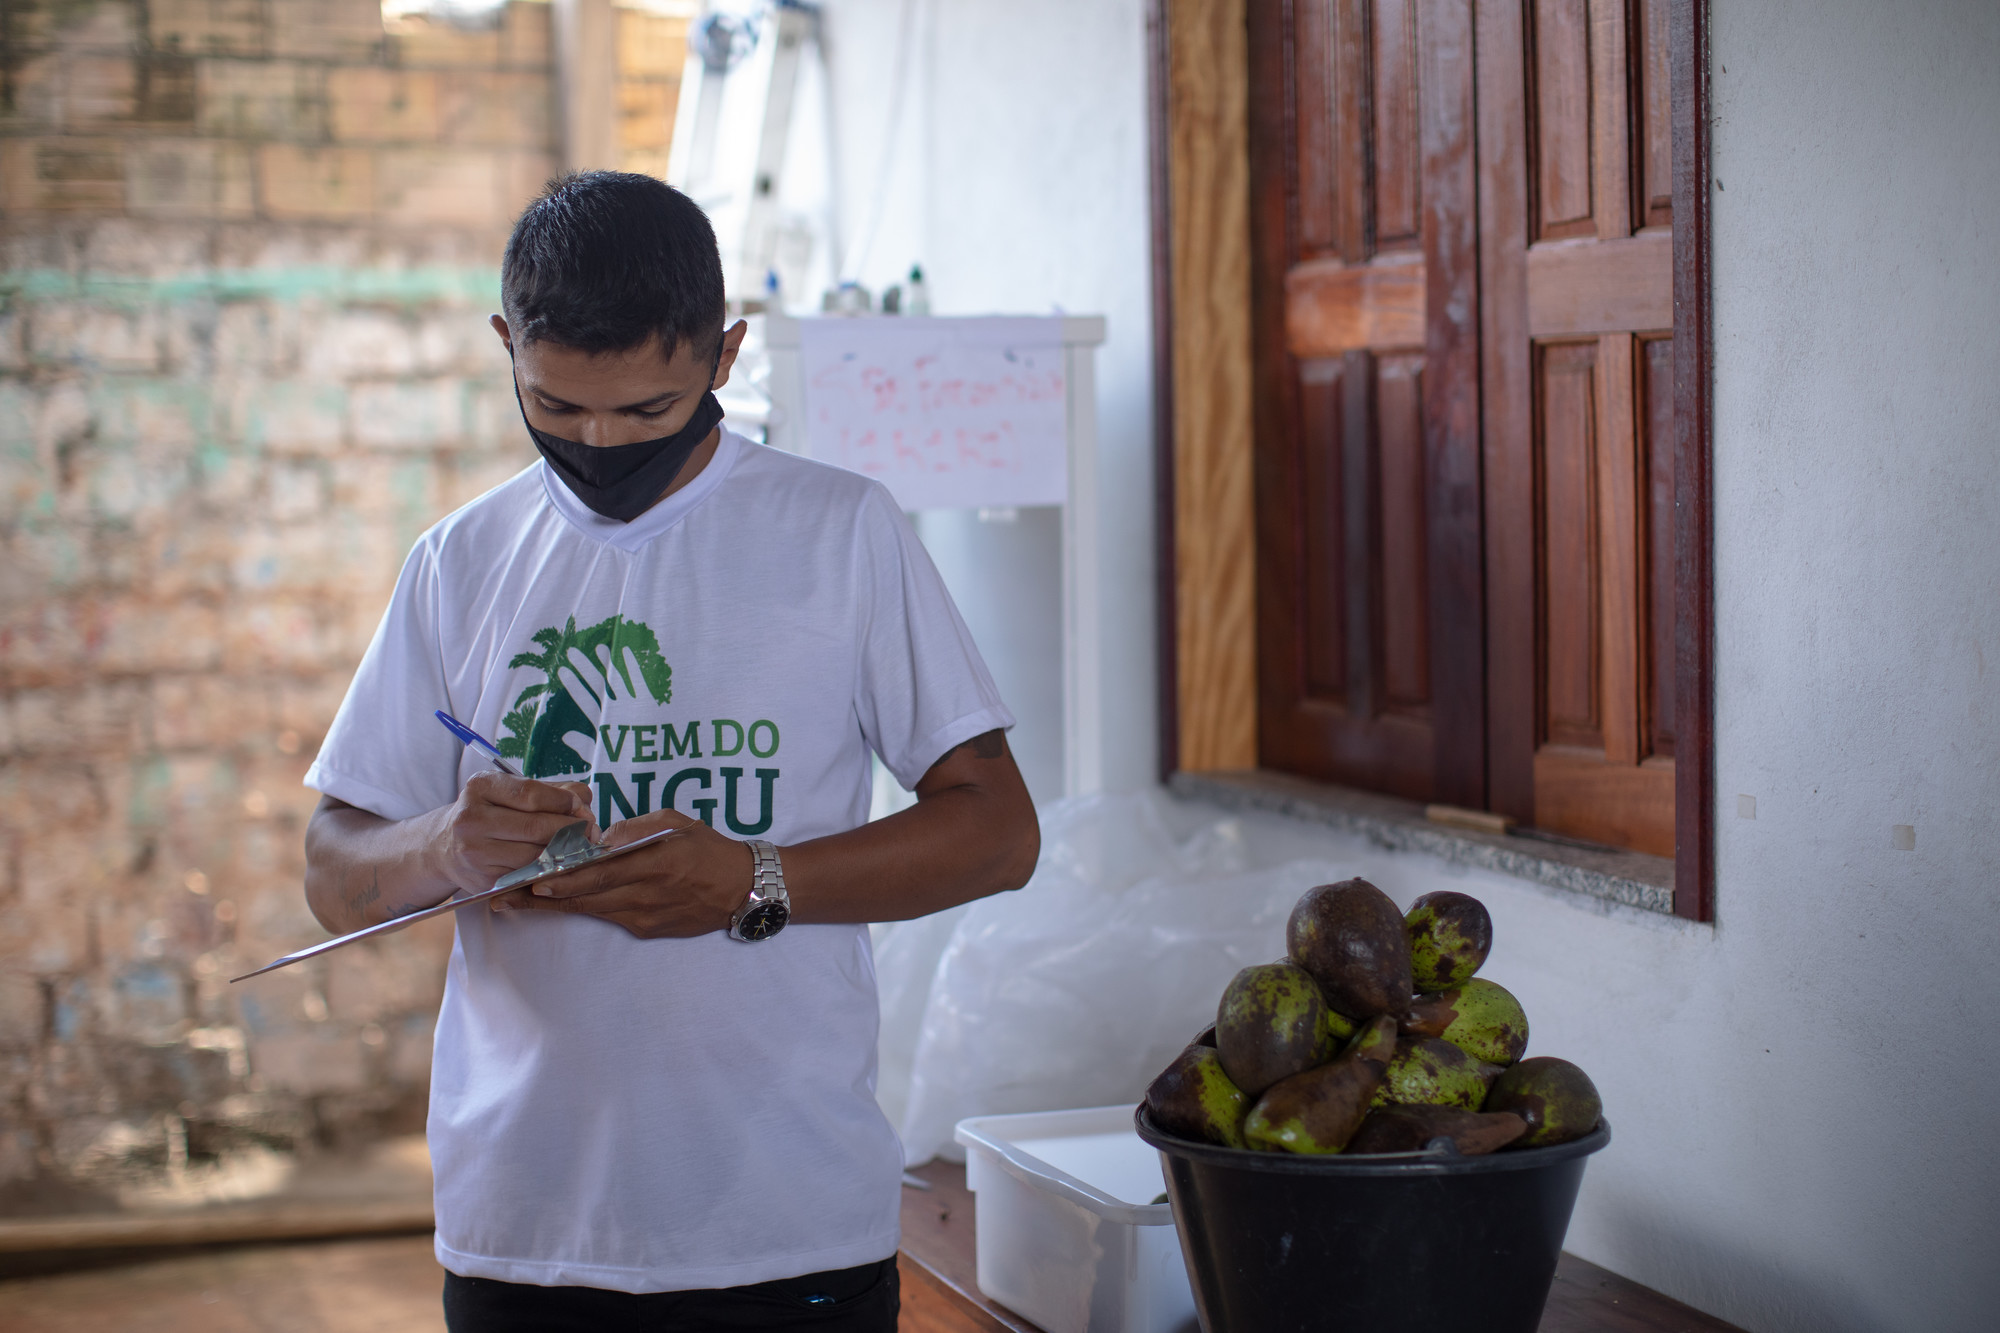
[304,428,1012,1293]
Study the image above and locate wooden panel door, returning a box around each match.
[1480,0,1677,854]
[1248,0,1484,806]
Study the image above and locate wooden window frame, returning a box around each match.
[1149,0,1714,920]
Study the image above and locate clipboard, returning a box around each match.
[231,821,681,982]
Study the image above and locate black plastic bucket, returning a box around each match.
[1136,1106,1610,1333]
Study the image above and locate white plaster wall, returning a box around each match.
[1685,2,1999,1325]
[818,0,1159,795]
[823,0,1998,1326]
[914,506,1066,805]
[1186,4,2000,1330]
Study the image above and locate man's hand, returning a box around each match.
[305,726,1036,940]
[491,728,1036,937]
[433,771,596,893]
[303,775,594,935]
[491,807,753,939]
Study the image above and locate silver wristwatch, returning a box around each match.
[728,839,791,942]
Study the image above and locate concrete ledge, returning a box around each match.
[1168,769,1675,915]
[0,1134,435,1256]
[0,1199,432,1254]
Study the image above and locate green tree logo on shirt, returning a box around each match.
[497,614,672,777]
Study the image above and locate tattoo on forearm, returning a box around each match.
[953,729,1006,760]
[352,871,382,914]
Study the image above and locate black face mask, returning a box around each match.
[515,379,726,524]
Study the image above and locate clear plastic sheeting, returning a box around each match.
[874,789,1366,1167]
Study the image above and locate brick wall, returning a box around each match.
[0,0,687,1210]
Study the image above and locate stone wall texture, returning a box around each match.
[0,0,687,1210]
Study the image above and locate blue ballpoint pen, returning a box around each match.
[435,710,521,776]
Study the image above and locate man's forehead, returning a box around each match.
[519,332,707,390]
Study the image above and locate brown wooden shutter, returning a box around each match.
[1249,0,1485,807]
[1242,0,1682,857]
[1481,0,1677,855]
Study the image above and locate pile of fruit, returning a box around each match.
[1145,879,1601,1156]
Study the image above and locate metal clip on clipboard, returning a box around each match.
[230,820,680,982]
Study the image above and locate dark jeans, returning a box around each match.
[442,1257,899,1333]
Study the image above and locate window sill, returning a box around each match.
[1167,769,1675,916]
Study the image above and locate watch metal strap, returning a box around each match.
[745,838,784,902]
[732,838,788,940]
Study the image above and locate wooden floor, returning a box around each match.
[0,1163,1743,1333]
[0,1234,446,1333]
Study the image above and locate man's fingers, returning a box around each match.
[495,887,702,939]
[451,811,599,890]
[604,807,698,846]
[553,781,596,821]
[465,771,594,817]
[504,883,644,914]
[503,810,699,896]
[468,805,595,848]
[493,893,706,939]
[529,850,668,899]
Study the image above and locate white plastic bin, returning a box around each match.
[953,1106,1199,1333]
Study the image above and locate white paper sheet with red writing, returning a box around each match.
[795,316,1068,511]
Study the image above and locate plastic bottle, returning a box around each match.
[906,264,931,315]
[821,282,872,315]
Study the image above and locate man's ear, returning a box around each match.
[709,319,751,391]
[489,313,514,355]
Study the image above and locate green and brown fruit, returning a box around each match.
[1403,978,1529,1066]
[1144,1043,1249,1149]
[1482,1056,1602,1147]
[1215,962,1337,1098]
[1404,991,1456,1038]
[1345,1105,1529,1156]
[1146,881,1600,1159]
[1287,879,1414,1020]
[1243,1015,1399,1154]
[1372,1036,1504,1110]
[1334,1012,1399,1067]
[1405,891,1493,991]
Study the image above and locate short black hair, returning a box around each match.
[501,172,725,359]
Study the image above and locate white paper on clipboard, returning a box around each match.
[797,316,1068,512]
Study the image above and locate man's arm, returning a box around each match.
[493,728,1039,937]
[303,774,597,934]
[786,727,1040,921]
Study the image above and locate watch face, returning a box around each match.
[738,901,790,941]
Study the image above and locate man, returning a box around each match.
[301,172,1039,1331]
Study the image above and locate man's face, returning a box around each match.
[490,315,749,448]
